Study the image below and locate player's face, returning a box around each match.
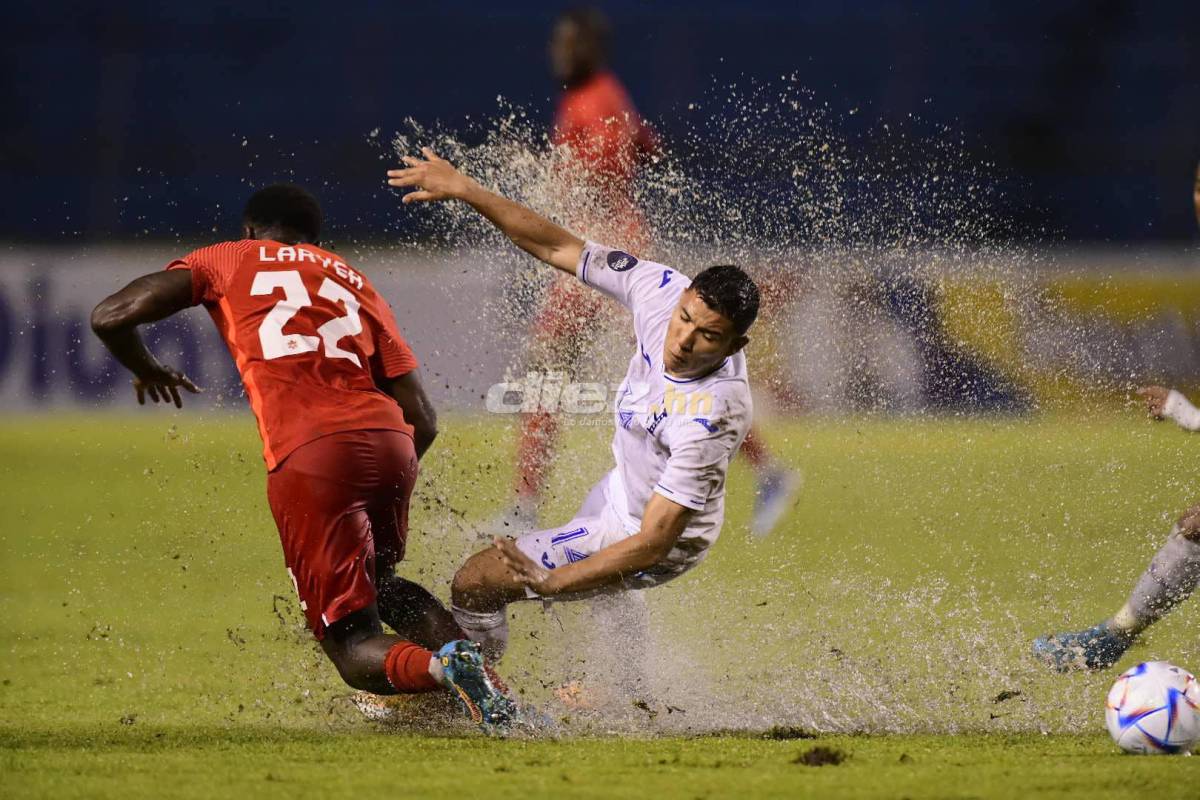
[663,289,748,379]
[549,20,592,84]
[1193,162,1199,232]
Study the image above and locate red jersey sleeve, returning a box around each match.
[165,241,252,305]
[373,299,419,379]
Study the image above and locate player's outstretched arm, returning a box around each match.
[493,493,692,597]
[387,148,584,275]
[91,271,202,408]
[1138,385,1200,432]
[380,370,438,459]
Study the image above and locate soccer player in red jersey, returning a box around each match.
[500,8,801,539]
[90,185,514,729]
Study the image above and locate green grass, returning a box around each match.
[2,413,1198,798]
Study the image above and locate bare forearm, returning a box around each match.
[542,532,673,596]
[541,495,691,596]
[91,276,185,377]
[92,325,166,377]
[389,149,584,272]
[458,184,583,274]
[382,370,439,459]
[411,424,437,459]
[90,270,200,406]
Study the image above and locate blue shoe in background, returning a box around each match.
[752,467,803,537]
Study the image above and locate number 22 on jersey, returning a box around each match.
[251,270,364,367]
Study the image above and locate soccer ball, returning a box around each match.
[1105,661,1200,754]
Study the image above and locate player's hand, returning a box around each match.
[386,147,477,204]
[133,365,201,408]
[492,536,557,595]
[1136,385,1171,420]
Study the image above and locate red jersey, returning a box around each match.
[553,71,657,251]
[167,240,417,470]
[553,71,656,183]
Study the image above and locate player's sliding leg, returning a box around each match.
[1034,506,1200,672]
[366,495,468,649]
[741,429,803,537]
[357,573,521,722]
[450,547,532,661]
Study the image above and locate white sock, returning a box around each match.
[1163,390,1200,431]
[452,605,510,661]
[1111,525,1200,635]
[427,655,446,687]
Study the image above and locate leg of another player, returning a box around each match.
[509,409,559,521]
[321,604,444,695]
[1034,505,1200,672]
[743,428,803,537]
[492,282,599,536]
[450,547,532,661]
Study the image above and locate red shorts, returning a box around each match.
[266,429,417,640]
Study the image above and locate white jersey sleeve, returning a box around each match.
[577,240,677,313]
[1164,390,1200,432]
[653,400,747,512]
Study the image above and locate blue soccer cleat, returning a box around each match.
[1032,623,1135,673]
[437,640,516,731]
[752,467,803,537]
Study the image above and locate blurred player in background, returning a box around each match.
[496,7,800,539]
[387,148,758,667]
[1033,161,1200,671]
[90,185,514,729]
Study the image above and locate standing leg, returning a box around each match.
[512,410,560,513]
[377,575,466,651]
[500,279,604,532]
[321,604,443,695]
[368,474,466,650]
[269,431,512,726]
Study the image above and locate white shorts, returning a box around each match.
[514,474,694,601]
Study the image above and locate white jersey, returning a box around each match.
[577,240,753,571]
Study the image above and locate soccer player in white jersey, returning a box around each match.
[1033,163,1200,671]
[386,149,758,659]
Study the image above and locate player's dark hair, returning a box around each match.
[243,184,322,243]
[691,265,760,336]
[560,7,611,59]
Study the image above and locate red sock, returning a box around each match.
[740,428,770,471]
[514,410,559,498]
[384,641,439,693]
